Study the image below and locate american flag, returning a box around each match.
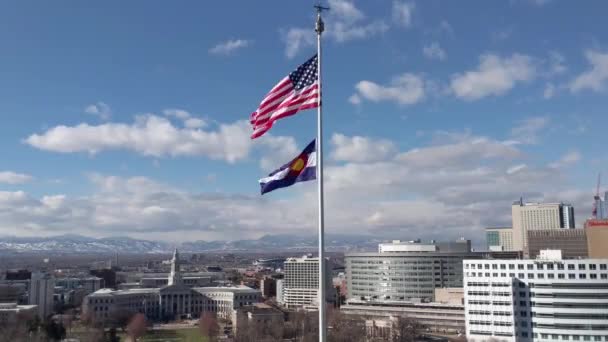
[250,54,319,139]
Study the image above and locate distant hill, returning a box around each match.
[0,233,382,254]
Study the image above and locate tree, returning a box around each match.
[126,313,147,342]
[327,307,365,342]
[199,312,220,341]
[42,319,66,342]
[391,316,421,342]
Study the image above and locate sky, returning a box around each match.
[1,0,607,244]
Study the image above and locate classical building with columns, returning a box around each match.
[83,250,260,323]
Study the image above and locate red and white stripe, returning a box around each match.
[250,77,319,139]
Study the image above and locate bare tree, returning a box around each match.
[327,307,365,342]
[199,312,220,341]
[126,313,147,342]
[391,316,421,342]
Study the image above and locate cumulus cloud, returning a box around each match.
[283,28,315,59]
[392,1,414,27]
[422,42,447,61]
[0,171,33,184]
[450,53,536,100]
[25,114,295,165]
[331,133,397,163]
[209,39,252,55]
[85,102,111,120]
[351,73,426,105]
[569,50,608,93]
[510,116,550,144]
[549,151,582,169]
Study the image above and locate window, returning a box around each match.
[583,336,590,341]
[528,273,534,279]
[509,264,514,270]
[519,301,527,306]
[492,264,497,269]
[568,264,575,270]
[485,273,490,277]
[542,334,549,339]
[600,264,607,270]
[537,264,544,270]
[538,273,545,279]
[591,274,597,279]
[518,264,524,270]
[485,264,490,269]
[501,273,506,277]
[579,264,586,270]
[548,273,555,279]
[558,264,564,270]
[527,264,534,270]
[562,335,570,340]
[519,273,525,278]
[601,274,607,279]
[569,274,576,279]
[521,321,528,327]
[500,264,506,270]
[590,264,597,270]
[522,332,528,338]
[552,335,558,340]
[520,311,527,317]
[580,274,587,279]
[547,264,554,270]
[519,291,526,297]
[509,273,515,277]
[573,336,580,341]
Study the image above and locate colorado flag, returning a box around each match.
[259,140,316,195]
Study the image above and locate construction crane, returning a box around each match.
[593,173,601,219]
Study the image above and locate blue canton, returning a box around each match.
[289,54,318,90]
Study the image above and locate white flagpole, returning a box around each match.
[314,5,328,342]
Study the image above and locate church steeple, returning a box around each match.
[168,248,182,286]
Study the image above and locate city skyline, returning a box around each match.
[1,1,607,243]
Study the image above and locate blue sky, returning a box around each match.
[1,0,607,243]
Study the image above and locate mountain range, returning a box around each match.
[0,233,382,254]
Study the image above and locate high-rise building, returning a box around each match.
[594,191,608,219]
[29,272,55,319]
[585,219,608,258]
[486,227,515,251]
[512,201,576,252]
[463,251,608,342]
[345,239,482,302]
[525,229,588,259]
[278,255,334,309]
[168,249,183,286]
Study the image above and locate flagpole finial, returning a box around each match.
[314,4,329,34]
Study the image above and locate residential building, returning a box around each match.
[463,251,608,341]
[0,303,37,325]
[278,255,334,309]
[512,201,576,252]
[345,239,482,302]
[486,227,515,251]
[83,249,260,323]
[585,219,608,258]
[29,272,55,319]
[341,298,465,333]
[526,229,588,259]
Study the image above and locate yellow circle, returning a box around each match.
[291,158,305,171]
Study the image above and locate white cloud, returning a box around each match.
[281,0,388,58]
[163,109,191,120]
[209,39,252,55]
[351,73,426,105]
[506,164,527,174]
[84,102,111,120]
[549,151,582,169]
[348,94,361,105]
[569,50,608,93]
[331,133,397,163]
[392,1,415,27]
[164,109,207,128]
[450,53,536,100]
[422,42,446,61]
[258,136,299,171]
[547,51,566,75]
[0,171,33,184]
[184,118,206,129]
[543,83,555,99]
[25,115,253,163]
[510,116,550,144]
[283,28,315,59]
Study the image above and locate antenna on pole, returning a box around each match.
[314,3,329,34]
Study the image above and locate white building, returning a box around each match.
[278,255,334,309]
[0,303,38,325]
[29,272,55,319]
[83,249,260,323]
[512,201,576,252]
[463,251,608,342]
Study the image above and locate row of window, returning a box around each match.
[466,263,608,271]
[466,272,608,279]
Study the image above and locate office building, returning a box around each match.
[0,303,38,325]
[486,227,515,251]
[29,272,55,319]
[463,251,608,341]
[83,249,260,323]
[342,299,465,333]
[526,229,588,259]
[278,255,334,309]
[345,239,482,302]
[512,201,576,252]
[585,219,608,258]
[594,191,608,219]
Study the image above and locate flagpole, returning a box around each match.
[314,5,328,342]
